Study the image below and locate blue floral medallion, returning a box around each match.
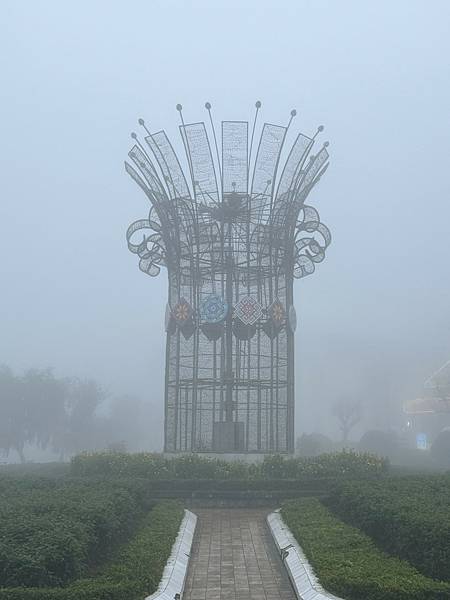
[200,294,228,324]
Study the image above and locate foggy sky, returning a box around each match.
[1,0,450,448]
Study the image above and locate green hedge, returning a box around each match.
[0,477,154,588]
[281,498,450,600]
[134,476,333,491]
[327,475,450,582]
[71,450,388,480]
[0,501,184,600]
[0,463,70,478]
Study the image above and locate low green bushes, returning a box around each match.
[0,463,70,478]
[71,449,388,480]
[327,475,450,581]
[0,477,153,588]
[124,477,332,491]
[0,501,184,600]
[281,498,450,600]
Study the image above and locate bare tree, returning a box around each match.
[332,398,362,443]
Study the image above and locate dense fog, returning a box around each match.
[1,0,450,460]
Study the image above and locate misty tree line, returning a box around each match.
[0,365,147,462]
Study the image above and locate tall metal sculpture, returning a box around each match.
[125,102,331,454]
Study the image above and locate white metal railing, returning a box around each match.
[145,509,197,600]
[267,509,344,600]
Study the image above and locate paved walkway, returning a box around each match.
[183,508,296,600]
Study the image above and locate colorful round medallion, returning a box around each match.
[200,294,228,324]
[172,298,193,325]
[268,298,286,327]
[234,295,263,325]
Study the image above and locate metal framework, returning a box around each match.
[125,102,331,453]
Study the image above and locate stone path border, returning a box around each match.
[267,509,345,600]
[146,509,197,600]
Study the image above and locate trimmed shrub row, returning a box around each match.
[281,498,450,600]
[327,475,450,582]
[0,477,154,588]
[71,450,388,480]
[0,501,184,600]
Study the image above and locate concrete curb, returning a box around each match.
[145,509,197,600]
[267,509,344,600]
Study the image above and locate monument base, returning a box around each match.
[212,421,245,452]
[163,451,293,463]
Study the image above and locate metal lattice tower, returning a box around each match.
[125,102,331,454]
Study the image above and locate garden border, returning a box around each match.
[267,509,344,600]
[146,509,197,600]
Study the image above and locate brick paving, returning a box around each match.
[183,508,296,600]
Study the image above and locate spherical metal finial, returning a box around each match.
[131,132,137,139]
[176,103,183,111]
[255,100,262,108]
[205,102,211,110]
[318,125,324,132]
[138,118,145,126]
[291,109,297,117]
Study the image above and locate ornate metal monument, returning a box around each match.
[125,102,331,454]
